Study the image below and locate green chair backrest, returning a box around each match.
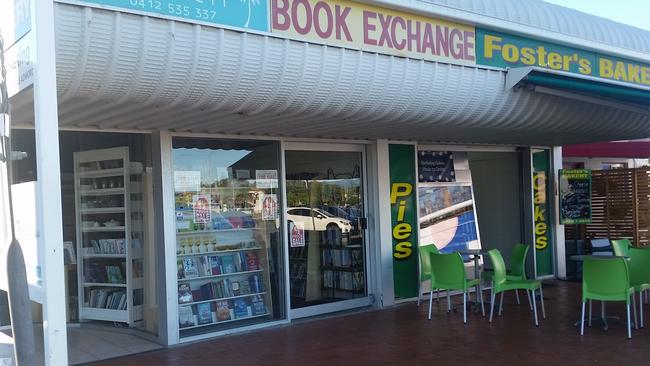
[611,239,632,257]
[627,247,650,285]
[487,249,508,288]
[419,245,439,282]
[430,252,466,290]
[509,243,529,278]
[582,256,631,303]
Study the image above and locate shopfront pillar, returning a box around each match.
[33,0,68,364]
[370,140,395,307]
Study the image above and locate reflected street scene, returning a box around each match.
[285,151,366,310]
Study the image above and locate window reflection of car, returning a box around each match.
[287,207,352,233]
[317,205,360,229]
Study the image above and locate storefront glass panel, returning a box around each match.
[417,151,481,256]
[172,138,285,337]
[285,150,366,309]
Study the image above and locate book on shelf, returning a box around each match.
[233,278,251,296]
[209,255,221,275]
[351,249,363,267]
[220,255,237,274]
[87,289,127,310]
[196,303,213,325]
[118,293,127,310]
[84,263,104,283]
[231,281,241,296]
[245,251,259,271]
[177,259,185,279]
[192,290,203,302]
[216,300,231,321]
[200,282,215,300]
[178,283,193,304]
[250,295,266,316]
[233,299,248,318]
[183,258,199,278]
[106,265,124,284]
[198,256,211,277]
[249,274,264,293]
[179,305,196,328]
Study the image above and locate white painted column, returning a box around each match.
[372,140,395,307]
[152,131,178,345]
[552,146,566,279]
[33,0,68,364]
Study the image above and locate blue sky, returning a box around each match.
[543,0,650,31]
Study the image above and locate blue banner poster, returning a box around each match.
[418,185,478,254]
[80,0,269,32]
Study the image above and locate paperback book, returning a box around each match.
[245,251,259,271]
[233,299,249,318]
[250,295,266,316]
[183,258,199,278]
[179,305,195,328]
[178,283,193,304]
[216,300,231,321]
[196,303,213,325]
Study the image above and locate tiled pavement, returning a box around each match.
[88,281,650,365]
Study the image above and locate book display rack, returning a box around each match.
[74,147,144,326]
[320,231,365,298]
[175,186,275,336]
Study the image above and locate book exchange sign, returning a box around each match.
[559,169,592,225]
[70,0,650,89]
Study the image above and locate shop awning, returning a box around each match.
[7,3,650,146]
[506,67,650,116]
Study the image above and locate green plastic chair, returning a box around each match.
[611,238,632,257]
[487,249,545,326]
[628,248,650,328]
[417,245,440,306]
[429,252,484,323]
[483,244,531,307]
[581,256,636,338]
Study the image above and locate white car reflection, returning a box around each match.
[287,207,353,233]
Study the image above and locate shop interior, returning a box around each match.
[9,130,161,365]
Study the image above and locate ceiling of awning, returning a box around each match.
[8,3,650,146]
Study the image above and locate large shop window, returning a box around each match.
[172,138,285,337]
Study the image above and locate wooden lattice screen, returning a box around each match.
[635,168,650,247]
[565,168,650,247]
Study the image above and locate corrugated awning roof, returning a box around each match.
[418,0,650,56]
[7,3,650,146]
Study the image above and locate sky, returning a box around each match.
[543,0,650,31]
